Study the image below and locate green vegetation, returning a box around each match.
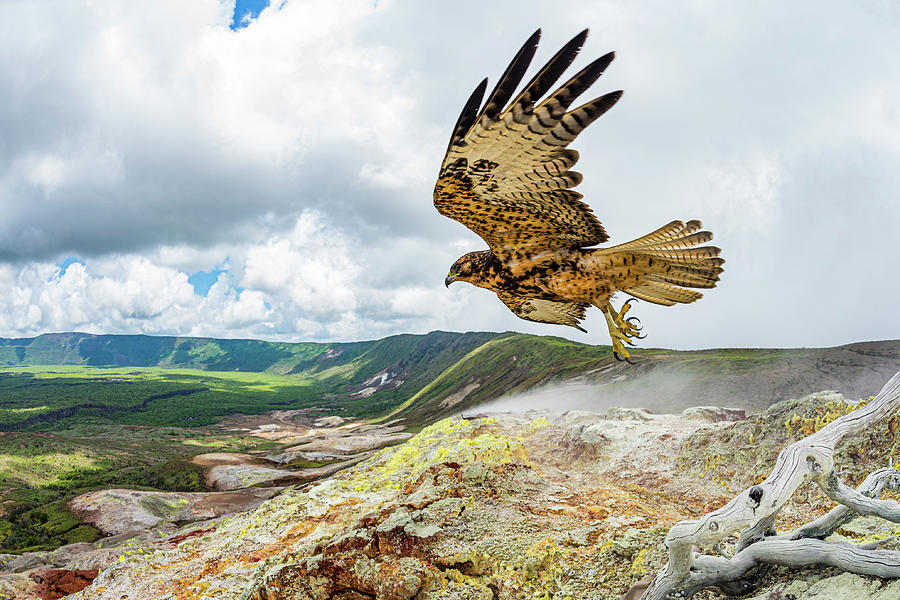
[0,366,321,430]
[147,458,207,492]
[4,500,102,551]
[0,423,279,553]
[0,333,334,373]
[0,331,502,430]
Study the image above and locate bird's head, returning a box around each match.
[445,251,484,287]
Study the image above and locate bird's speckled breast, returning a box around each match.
[470,250,611,304]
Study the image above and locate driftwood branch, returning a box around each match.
[642,371,900,599]
[788,467,900,540]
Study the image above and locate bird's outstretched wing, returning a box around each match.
[433,29,621,263]
[496,291,589,332]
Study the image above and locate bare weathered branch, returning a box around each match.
[642,371,900,600]
[681,538,900,597]
[819,469,900,521]
[789,467,900,540]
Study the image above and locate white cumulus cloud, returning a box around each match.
[0,0,898,348]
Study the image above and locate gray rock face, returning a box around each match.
[560,410,604,426]
[0,551,49,573]
[48,542,96,567]
[578,423,613,446]
[68,487,282,535]
[743,571,900,600]
[681,406,747,422]
[605,407,652,421]
[205,464,295,490]
[280,432,413,454]
[0,571,31,598]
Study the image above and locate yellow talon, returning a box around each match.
[611,337,631,360]
[604,299,644,362]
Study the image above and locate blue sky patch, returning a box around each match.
[188,268,226,296]
[56,256,83,277]
[230,0,269,30]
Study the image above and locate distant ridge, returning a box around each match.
[2,332,900,422]
[0,331,346,371]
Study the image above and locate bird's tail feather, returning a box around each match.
[592,220,724,306]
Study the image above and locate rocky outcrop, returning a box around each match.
[276,430,413,456]
[69,409,738,599]
[68,487,282,536]
[191,453,297,490]
[681,406,746,422]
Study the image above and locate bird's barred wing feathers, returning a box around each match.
[496,291,588,332]
[434,29,621,260]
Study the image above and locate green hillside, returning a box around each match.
[0,331,503,430]
[0,332,337,372]
[1,332,899,431]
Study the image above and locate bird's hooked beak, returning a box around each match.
[444,273,456,288]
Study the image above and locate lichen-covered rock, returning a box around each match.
[47,543,97,567]
[61,399,900,600]
[606,407,653,421]
[0,572,34,599]
[743,570,900,599]
[69,414,723,600]
[676,389,898,522]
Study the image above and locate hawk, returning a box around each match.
[435,29,724,361]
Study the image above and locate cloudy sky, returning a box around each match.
[1,0,898,349]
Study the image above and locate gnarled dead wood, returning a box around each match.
[643,371,900,599]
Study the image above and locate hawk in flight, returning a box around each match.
[435,29,724,361]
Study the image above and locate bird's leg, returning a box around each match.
[603,310,633,362]
[602,298,645,363]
